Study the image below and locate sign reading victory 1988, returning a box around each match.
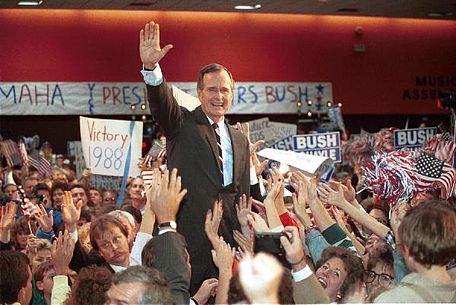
[79,117,143,177]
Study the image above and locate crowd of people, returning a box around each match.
[1,20,456,305]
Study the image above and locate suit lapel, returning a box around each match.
[227,123,244,184]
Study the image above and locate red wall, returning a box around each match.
[1,9,455,114]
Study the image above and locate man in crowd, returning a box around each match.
[374,201,456,303]
[0,250,33,305]
[139,21,251,293]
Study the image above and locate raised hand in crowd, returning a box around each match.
[292,179,313,231]
[247,212,270,233]
[262,167,285,230]
[33,204,53,233]
[331,178,358,207]
[239,252,283,304]
[192,278,218,305]
[236,122,268,176]
[251,198,267,220]
[390,202,410,248]
[280,226,306,271]
[51,230,75,275]
[322,183,390,239]
[204,200,223,250]
[61,190,82,233]
[149,168,187,225]
[233,229,253,255]
[235,194,252,237]
[303,176,335,232]
[140,168,162,234]
[211,236,235,305]
[0,201,17,243]
[139,21,173,70]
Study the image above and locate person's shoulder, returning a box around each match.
[373,284,421,303]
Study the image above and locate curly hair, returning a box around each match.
[316,246,365,300]
[70,265,113,305]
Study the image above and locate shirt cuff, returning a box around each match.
[141,64,164,86]
[158,229,177,235]
[291,264,313,282]
[250,166,259,185]
[270,225,285,232]
[70,229,78,242]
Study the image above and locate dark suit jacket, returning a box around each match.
[147,80,250,293]
[148,232,191,305]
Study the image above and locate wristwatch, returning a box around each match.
[158,221,177,230]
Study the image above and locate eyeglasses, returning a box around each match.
[364,270,394,287]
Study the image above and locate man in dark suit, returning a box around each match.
[139,21,251,294]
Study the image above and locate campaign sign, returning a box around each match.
[80,117,143,177]
[269,136,294,151]
[393,127,437,151]
[67,141,86,179]
[292,132,341,162]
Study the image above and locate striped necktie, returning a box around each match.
[212,123,224,182]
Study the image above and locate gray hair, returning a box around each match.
[112,266,173,305]
[108,210,136,228]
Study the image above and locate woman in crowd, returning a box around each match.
[315,246,365,302]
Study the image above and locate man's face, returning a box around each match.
[52,188,64,209]
[24,179,38,197]
[71,187,88,206]
[128,178,144,200]
[19,267,33,305]
[103,191,117,206]
[106,282,145,305]
[37,268,56,298]
[197,70,233,123]
[89,189,103,205]
[94,224,130,267]
[30,249,52,272]
[4,184,18,197]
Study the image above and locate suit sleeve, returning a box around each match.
[292,274,331,304]
[149,232,191,305]
[146,80,184,139]
[69,240,90,273]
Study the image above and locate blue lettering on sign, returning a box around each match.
[88,83,96,114]
[292,132,341,162]
[52,84,64,105]
[394,127,437,150]
[0,85,17,103]
[236,85,258,104]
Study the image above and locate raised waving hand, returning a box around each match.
[139,21,173,69]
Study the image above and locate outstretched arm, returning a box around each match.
[140,21,183,138]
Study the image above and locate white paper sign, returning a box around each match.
[172,85,200,111]
[257,148,333,176]
[79,117,143,177]
[247,117,297,147]
[67,141,86,179]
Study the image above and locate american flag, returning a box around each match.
[362,150,456,205]
[0,139,22,167]
[29,153,53,179]
[141,168,161,190]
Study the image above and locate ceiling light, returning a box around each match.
[18,0,43,5]
[234,4,261,10]
[427,12,453,17]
